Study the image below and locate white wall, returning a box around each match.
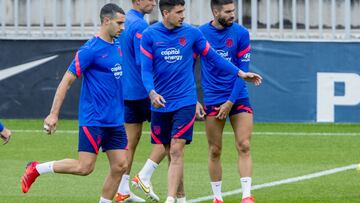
[1,0,359,28]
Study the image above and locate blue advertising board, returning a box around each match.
[249,40,360,122]
[0,39,359,122]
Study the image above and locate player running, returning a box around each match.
[21,4,127,203]
[140,1,262,202]
[198,0,257,202]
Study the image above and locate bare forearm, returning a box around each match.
[50,72,75,116]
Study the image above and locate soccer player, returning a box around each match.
[114,0,163,202]
[0,121,11,144]
[21,4,127,203]
[140,1,262,203]
[198,0,256,202]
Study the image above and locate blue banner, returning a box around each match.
[249,40,360,122]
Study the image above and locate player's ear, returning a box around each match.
[162,9,169,18]
[103,16,111,25]
[213,7,220,18]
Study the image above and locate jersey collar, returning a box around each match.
[129,9,145,19]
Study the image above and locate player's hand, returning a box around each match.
[44,114,58,135]
[238,70,262,86]
[215,100,233,120]
[196,101,206,120]
[0,128,11,145]
[149,90,166,108]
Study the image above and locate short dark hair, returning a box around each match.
[159,0,185,16]
[100,3,125,24]
[211,0,234,11]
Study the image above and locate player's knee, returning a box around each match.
[209,144,222,159]
[236,139,251,154]
[169,148,183,162]
[77,164,94,176]
[111,160,128,175]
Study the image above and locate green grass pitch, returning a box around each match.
[1,119,360,202]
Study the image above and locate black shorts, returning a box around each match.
[124,98,151,123]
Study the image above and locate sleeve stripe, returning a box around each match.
[237,45,251,58]
[136,32,142,39]
[202,42,210,56]
[140,45,153,60]
[75,52,81,77]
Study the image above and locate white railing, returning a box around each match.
[252,0,357,40]
[0,0,359,40]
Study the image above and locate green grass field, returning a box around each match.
[1,119,360,203]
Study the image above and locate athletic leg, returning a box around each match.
[102,149,128,200]
[230,111,254,201]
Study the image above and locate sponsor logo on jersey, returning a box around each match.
[111,63,123,79]
[161,48,183,63]
[0,55,58,81]
[216,49,232,61]
[241,53,251,62]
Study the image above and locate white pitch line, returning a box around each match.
[251,132,360,136]
[12,129,78,133]
[10,129,360,136]
[188,164,358,203]
[196,131,360,136]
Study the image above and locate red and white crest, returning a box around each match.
[226,38,233,48]
[153,126,161,135]
[179,37,187,46]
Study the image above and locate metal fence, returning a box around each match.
[0,0,359,40]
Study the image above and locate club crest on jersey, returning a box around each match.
[153,126,161,135]
[161,48,183,63]
[111,63,123,79]
[179,37,187,46]
[226,38,233,48]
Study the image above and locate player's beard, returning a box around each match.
[218,16,234,28]
[142,6,154,14]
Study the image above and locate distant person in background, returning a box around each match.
[197,0,257,202]
[0,121,11,144]
[20,4,127,203]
